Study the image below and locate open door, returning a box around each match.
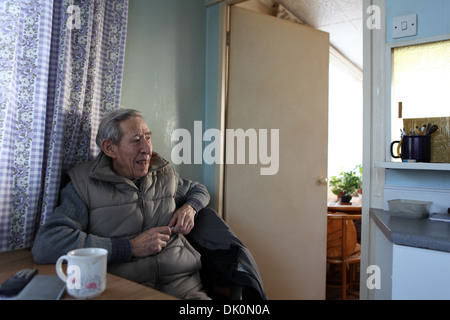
[224,6,329,299]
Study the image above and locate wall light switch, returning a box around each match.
[393,14,417,38]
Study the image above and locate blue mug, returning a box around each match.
[390,135,431,162]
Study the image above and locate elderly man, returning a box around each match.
[32,108,211,299]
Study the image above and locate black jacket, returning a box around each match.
[187,207,266,300]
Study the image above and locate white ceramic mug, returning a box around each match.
[56,248,107,299]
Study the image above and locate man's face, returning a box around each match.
[109,117,152,180]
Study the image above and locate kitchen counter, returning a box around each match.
[370,208,450,299]
[370,208,450,253]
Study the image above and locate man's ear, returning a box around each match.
[101,139,117,158]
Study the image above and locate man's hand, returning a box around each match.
[130,226,171,258]
[168,204,196,235]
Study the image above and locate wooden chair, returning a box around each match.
[326,212,361,300]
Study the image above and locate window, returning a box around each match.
[391,39,450,140]
[327,48,363,201]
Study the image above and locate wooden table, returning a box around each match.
[327,203,362,214]
[0,249,176,300]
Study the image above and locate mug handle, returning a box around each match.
[56,255,68,283]
[390,140,401,158]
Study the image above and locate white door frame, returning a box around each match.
[361,0,386,300]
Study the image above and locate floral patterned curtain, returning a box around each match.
[0,0,128,252]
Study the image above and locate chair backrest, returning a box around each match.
[326,213,361,259]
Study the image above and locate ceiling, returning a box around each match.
[275,0,363,70]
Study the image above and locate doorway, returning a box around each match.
[222,2,329,299]
[222,0,363,300]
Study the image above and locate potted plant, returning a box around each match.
[329,165,362,204]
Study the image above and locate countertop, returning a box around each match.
[370,208,450,253]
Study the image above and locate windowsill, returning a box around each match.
[375,161,450,171]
